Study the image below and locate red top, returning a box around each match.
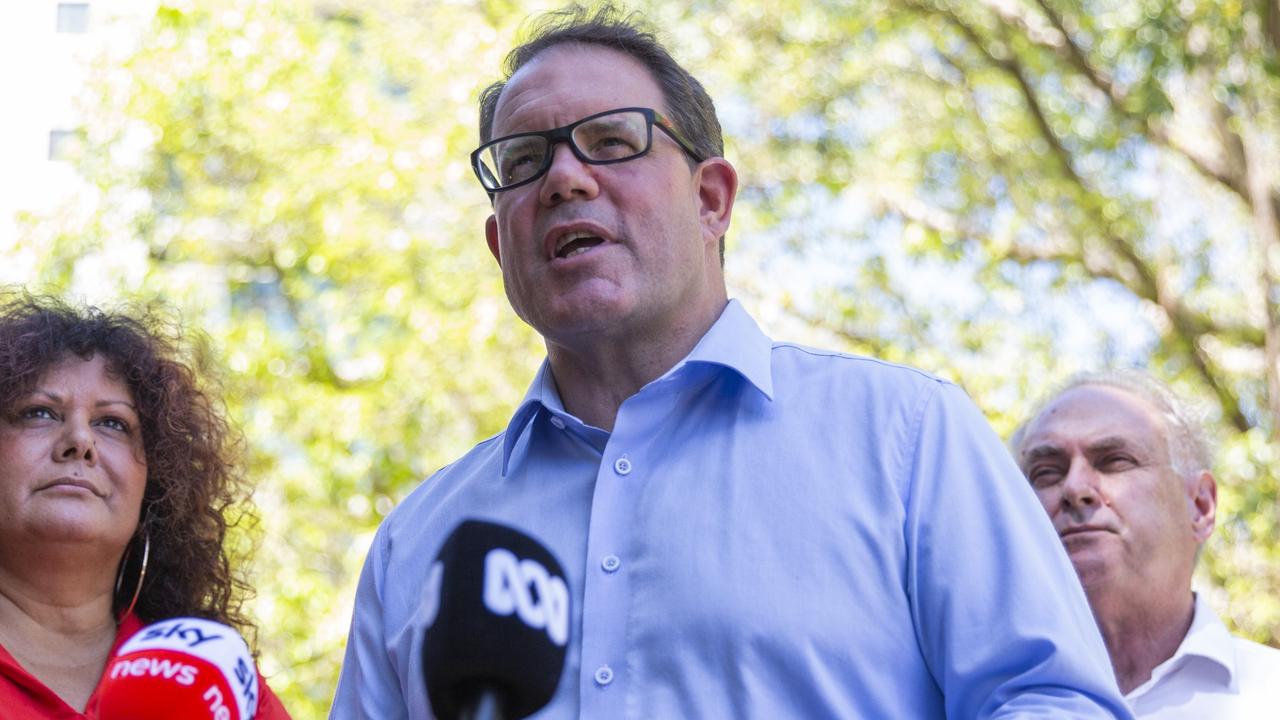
[0,613,292,719]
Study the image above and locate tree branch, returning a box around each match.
[1186,332,1253,432]
[931,4,1164,299]
[1030,0,1256,207]
[902,0,1251,424]
[1030,0,1119,101]
[1265,0,1280,55]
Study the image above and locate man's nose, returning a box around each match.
[539,142,600,205]
[1060,459,1100,509]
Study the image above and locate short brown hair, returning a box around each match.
[478,3,728,261]
[478,3,723,161]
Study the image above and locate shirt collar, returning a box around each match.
[1127,593,1239,700]
[1175,593,1239,691]
[679,299,774,399]
[500,362,561,474]
[500,299,774,474]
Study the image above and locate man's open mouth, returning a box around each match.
[555,231,606,259]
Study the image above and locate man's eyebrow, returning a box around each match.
[1022,444,1065,462]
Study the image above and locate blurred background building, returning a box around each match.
[0,1,154,249]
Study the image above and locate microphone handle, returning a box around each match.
[459,688,509,720]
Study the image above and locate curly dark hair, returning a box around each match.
[0,291,256,637]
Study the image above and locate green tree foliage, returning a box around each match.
[11,0,1279,714]
[20,1,550,714]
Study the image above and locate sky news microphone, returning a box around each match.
[97,617,260,720]
[423,519,571,720]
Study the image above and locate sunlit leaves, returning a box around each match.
[13,1,1280,714]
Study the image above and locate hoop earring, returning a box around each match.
[114,530,151,624]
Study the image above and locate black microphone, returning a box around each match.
[423,519,571,720]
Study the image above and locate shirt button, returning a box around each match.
[594,665,614,687]
[601,555,621,573]
[614,456,632,475]
[549,416,566,430]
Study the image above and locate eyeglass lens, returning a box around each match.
[483,110,651,189]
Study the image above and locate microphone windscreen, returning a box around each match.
[423,519,570,720]
[97,617,260,720]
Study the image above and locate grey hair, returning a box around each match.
[1011,368,1212,481]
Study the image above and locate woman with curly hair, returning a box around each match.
[0,292,290,718]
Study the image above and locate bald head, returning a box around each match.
[1014,373,1216,599]
[1013,369,1210,483]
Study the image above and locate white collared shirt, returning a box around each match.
[1127,594,1280,718]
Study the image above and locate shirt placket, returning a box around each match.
[577,397,655,718]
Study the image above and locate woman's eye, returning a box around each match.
[97,416,130,433]
[19,406,56,421]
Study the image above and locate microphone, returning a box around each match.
[423,519,571,720]
[97,617,260,720]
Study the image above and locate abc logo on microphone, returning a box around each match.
[97,617,260,720]
[423,519,572,720]
[481,546,569,646]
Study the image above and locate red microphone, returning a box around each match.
[97,617,260,720]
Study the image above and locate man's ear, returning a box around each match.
[695,158,737,246]
[485,214,501,265]
[1190,470,1217,543]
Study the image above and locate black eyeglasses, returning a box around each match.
[471,107,705,194]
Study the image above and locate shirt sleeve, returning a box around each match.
[330,527,409,720]
[902,382,1133,719]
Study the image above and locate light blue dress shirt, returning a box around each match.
[332,300,1131,719]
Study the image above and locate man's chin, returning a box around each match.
[1065,547,1117,589]
[530,294,634,336]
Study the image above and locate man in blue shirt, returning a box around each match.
[332,5,1131,718]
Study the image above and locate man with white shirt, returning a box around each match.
[1014,369,1280,717]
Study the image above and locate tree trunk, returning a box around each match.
[1244,122,1280,437]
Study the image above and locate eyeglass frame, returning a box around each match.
[470,106,707,196]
